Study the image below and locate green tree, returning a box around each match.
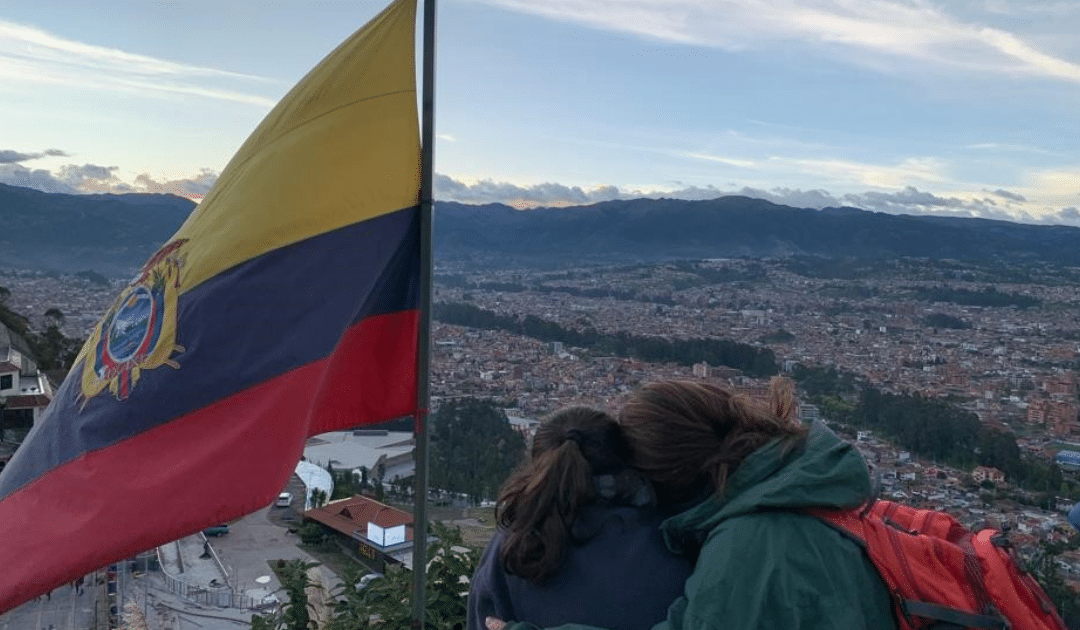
[331,468,359,501]
[43,307,65,328]
[429,398,525,502]
[282,560,319,630]
[299,522,326,546]
[977,428,1022,479]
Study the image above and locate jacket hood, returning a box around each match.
[663,419,871,552]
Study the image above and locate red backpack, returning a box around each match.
[807,500,1068,630]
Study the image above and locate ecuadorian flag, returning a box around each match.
[0,0,421,611]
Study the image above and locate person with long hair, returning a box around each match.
[488,379,896,630]
[466,406,692,630]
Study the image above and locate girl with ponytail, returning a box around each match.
[466,407,692,630]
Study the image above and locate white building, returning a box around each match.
[303,429,415,485]
[0,323,54,428]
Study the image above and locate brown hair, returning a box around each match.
[618,378,806,504]
[495,406,632,581]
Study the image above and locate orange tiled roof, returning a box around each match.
[304,494,413,541]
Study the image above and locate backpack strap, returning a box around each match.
[901,601,1008,630]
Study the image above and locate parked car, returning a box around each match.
[276,492,293,508]
[203,524,229,537]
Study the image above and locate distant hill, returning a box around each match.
[434,197,1080,266]
[4,182,1080,273]
[0,182,194,276]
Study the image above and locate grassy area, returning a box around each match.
[298,542,379,579]
[390,502,498,549]
[430,505,497,549]
[270,542,378,590]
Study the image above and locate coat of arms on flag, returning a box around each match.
[80,239,187,402]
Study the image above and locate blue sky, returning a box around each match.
[1,0,1079,225]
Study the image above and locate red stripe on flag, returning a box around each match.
[310,308,420,435]
[0,310,419,612]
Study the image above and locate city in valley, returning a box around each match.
[3,254,1080,625]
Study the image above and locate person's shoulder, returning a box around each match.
[711,508,827,535]
[701,509,846,559]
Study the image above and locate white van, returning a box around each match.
[276,492,292,508]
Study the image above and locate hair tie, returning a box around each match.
[565,428,585,447]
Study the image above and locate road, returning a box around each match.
[0,574,103,630]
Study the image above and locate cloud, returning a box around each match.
[0,19,277,107]
[990,188,1027,202]
[1031,168,1080,198]
[131,170,219,199]
[435,174,620,206]
[0,150,41,164]
[735,186,845,209]
[1059,207,1080,220]
[4,164,1076,229]
[846,186,967,210]
[686,152,756,168]
[433,173,1080,226]
[437,174,850,209]
[0,160,218,199]
[0,148,70,163]
[56,164,131,192]
[479,0,1080,83]
[981,1,1080,17]
[0,163,77,193]
[777,156,947,188]
[965,143,1060,155]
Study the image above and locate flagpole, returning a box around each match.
[412,0,436,626]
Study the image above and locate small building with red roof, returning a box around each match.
[303,494,416,571]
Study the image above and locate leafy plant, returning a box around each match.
[323,522,480,630]
[299,522,327,546]
[257,559,322,630]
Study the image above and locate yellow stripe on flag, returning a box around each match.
[176,0,420,291]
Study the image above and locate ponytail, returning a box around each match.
[495,407,627,582]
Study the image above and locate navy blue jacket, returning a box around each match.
[466,503,693,630]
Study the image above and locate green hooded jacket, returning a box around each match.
[503,420,898,630]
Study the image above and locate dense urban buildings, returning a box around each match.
[4,255,1080,581]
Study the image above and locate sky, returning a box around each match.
[1,0,1079,225]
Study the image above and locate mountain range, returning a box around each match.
[0,182,195,277]
[3,181,1080,275]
